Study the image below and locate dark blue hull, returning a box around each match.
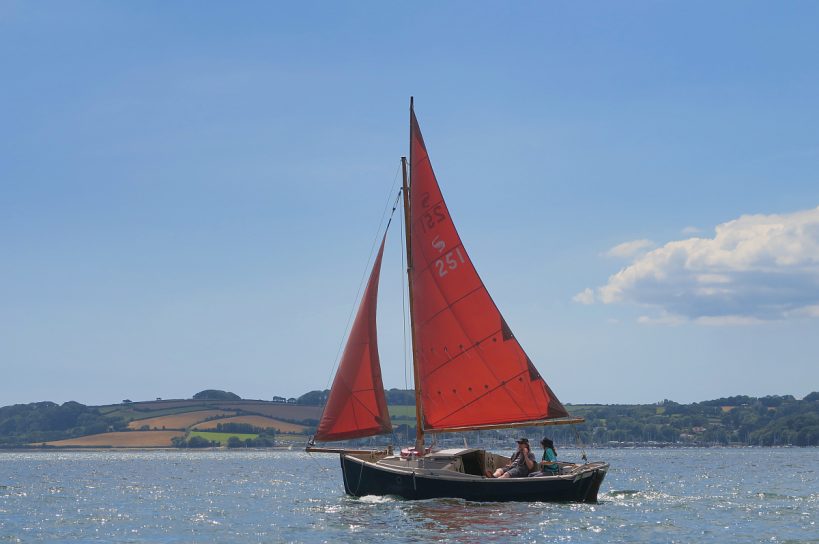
[340,454,608,503]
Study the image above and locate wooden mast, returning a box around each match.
[403,97,424,453]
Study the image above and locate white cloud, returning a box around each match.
[694,315,765,326]
[785,305,819,318]
[637,313,686,326]
[604,239,655,259]
[586,206,819,323]
[572,288,595,305]
[682,226,701,235]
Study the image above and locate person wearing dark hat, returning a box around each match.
[485,437,536,478]
[531,437,559,476]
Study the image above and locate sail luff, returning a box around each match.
[313,235,392,442]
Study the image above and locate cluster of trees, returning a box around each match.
[297,388,415,406]
[0,401,127,446]
[169,432,276,448]
[171,435,215,448]
[226,435,275,448]
[297,390,328,405]
[192,390,241,401]
[213,422,266,434]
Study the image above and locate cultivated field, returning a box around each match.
[272,433,306,444]
[117,400,215,411]
[188,431,257,445]
[388,405,417,424]
[192,415,307,433]
[99,399,322,422]
[101,404,216,420]
[127,410,236,430]
[215,403,322,421]
[43,431,184,447]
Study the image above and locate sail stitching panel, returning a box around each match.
[421,308,540,426]
[350,391,384,425]
[425,368,534,429]
[420,326,502,378]
[414,283,483,330]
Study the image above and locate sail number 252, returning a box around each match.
[435,248,466,277]
[421,204,447,232]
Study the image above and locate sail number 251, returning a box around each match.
[435,248,466,277]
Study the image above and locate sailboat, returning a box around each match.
[306,99,608,502]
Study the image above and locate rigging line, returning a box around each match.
[573,425,588,463]
[306,451,331,473]
[322,161,403,393]
[400,188,409,391]
[351,458,366,496]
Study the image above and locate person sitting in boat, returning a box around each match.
[485,438,536,478]
[529,436,559,476]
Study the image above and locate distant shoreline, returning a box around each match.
[1,443,813,453]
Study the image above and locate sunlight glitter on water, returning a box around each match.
[0,448,817,543]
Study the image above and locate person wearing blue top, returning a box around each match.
[531,436,559,476]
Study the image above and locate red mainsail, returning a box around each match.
[409,107,570,432]
[314,236,392,442]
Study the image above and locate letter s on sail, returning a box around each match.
[432,235,446,254]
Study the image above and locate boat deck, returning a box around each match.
[345,448,604,483]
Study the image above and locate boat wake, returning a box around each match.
[356,495,397,504]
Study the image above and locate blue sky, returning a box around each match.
[2,1,818,406]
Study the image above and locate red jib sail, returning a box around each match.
[409,107,570,432]
[314,236,392,442]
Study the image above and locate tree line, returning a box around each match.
[0,401,128,446]
[562,393,819,446]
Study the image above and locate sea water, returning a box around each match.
[0,448,816,543]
